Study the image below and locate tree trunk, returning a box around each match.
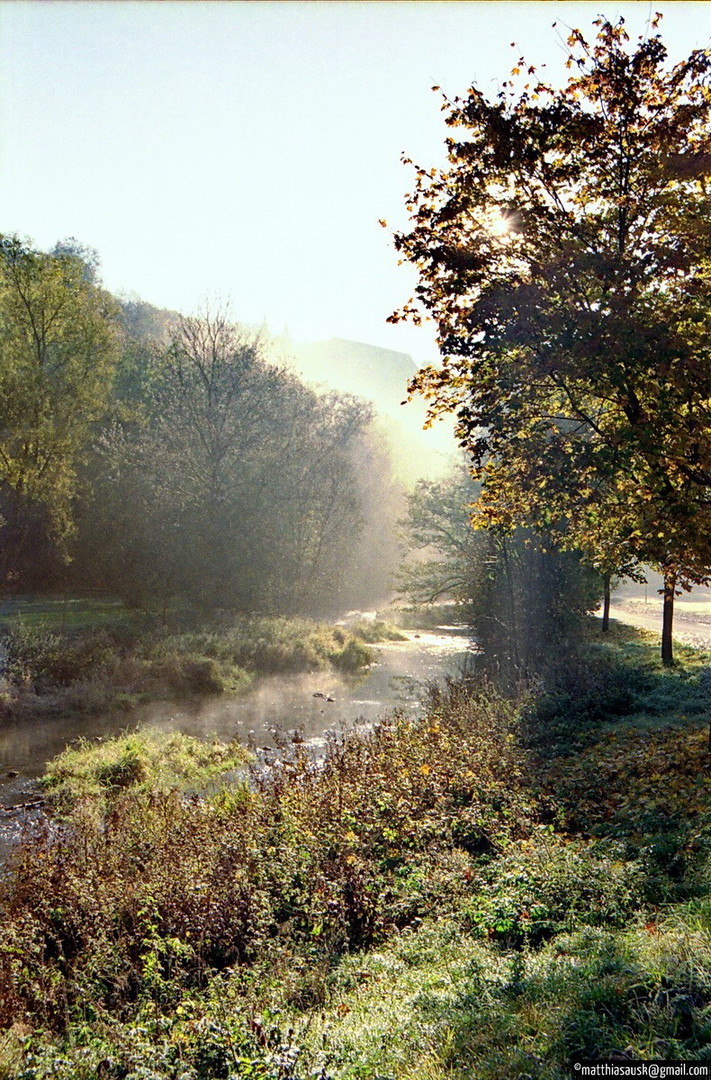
[500,536,521,674]
[661,570,676,667]
[602,573,611,632]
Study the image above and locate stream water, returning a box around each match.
[0,626,473,859]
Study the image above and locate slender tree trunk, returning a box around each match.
[602,573,611,632]
[0,490,27,588]
[661,569,676,667]
[500,536,521,674]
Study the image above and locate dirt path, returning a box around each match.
[606,599,711,651]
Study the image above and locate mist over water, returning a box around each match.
[0,628,472,858]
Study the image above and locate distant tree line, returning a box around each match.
[0,235,399,616]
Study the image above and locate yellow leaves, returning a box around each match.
[420,764,432,776]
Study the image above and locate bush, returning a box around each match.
[1,623,120,690]
[330,637,373,673]
[1,621,63,687]
[464,832,644,946]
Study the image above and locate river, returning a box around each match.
[0,626,473,857]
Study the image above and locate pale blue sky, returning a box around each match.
[1,1,708,366]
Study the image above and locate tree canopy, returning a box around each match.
[390,17,711,661]
[78,306,391,615]
[0,235,119,583]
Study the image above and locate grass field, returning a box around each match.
[0,595,133,631]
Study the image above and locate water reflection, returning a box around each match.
[0,628,472,818]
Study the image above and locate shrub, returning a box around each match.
[463,832,644,946]
[1,622,63,687]
[330,637,373,673]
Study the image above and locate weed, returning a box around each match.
[0,612,376,721]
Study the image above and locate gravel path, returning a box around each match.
[606,600,711,651]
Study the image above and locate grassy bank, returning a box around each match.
[0,605,396,720]
[2,622,711,1077]
[41,731,252,812]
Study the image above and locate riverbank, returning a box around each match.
[3,620,711,1075]
[0,608,402,723]
[0,621,470,870]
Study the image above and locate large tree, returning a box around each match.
[0,235,119,585]
[80,308,382,614]
[390,18,711,663]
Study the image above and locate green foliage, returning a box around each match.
[0,235,119,579]
[398,461,483,610]
[329,637,373,673]
[464,832,643,946]
[42,731,250,810]
[1,622,64,686]
[289,913,711,1079]
[341,620,406,644]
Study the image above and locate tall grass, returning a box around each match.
[42,731,251,811]
[0,613,385,720]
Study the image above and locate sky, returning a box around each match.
[1,1,709,370]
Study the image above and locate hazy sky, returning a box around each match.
[1,1,708,367]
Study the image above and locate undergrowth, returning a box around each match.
[41,732,251,812]
[3,623,711,1077]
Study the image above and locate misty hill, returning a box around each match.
[274,335,455,484]
[118,301,455,483]
[286,337,414,410]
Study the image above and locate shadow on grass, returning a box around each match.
[403,920,711,1077]
[523,621,711,756]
